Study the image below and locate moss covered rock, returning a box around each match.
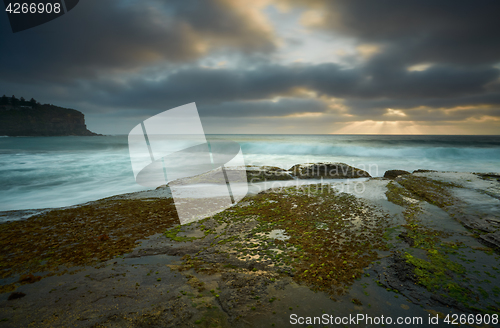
[290,162,371,179]
[383,169,410,179]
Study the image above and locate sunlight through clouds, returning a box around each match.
[407,63,433,72]
[333,120,424,135]
[384,108,407,117]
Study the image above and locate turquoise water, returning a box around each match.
[0,135,499,211]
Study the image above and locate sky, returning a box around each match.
[1,0,500,135]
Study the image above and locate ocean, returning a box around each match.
[0,134,499,212]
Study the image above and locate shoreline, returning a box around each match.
[1,164,498,222]
[1,165,500,327]
[2,134,500,214]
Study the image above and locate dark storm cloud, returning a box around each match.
[408,107,500,122]
[63,63,498,115]
[107,64,346,110]
[199,98,329,118]
[345,93,500,114]
[0,0,276,83]
[291,0,500,65]
[356,64,499,99]
[1,61,498,121]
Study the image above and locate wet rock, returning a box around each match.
[413,169,437,173]
[395,174,457,207]
[373,253,428,305]
[453,213,496,233]
[290,162,371,179]
[476,173,500,182]
[19,274,41,284]
[398,231,415,247]
[8,292,26,300]
[246,166,294,183]
[351,298,362,305]
[479,231,500,249]
[162,245,204,257]
[389,253,417,283]
[383,170,410,179]
[217,272,278,319]
[430,294,471,313]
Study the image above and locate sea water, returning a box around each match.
[0,134,499,212]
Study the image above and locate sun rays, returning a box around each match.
[332,120,424,134]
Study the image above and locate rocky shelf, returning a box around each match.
[0,166,499,327]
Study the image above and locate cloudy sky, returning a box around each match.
[1,0,500,134]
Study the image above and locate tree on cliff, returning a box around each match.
[10,95,18,106]
[29,98,37,107]
[0,95,8,105]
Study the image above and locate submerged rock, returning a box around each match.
[290,162,371,179]
[383,169,410,179]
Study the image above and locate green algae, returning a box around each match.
[164,225,198,242]
[383,225,401,241]
[386,175,461,209]
[193,306,230,328]
[404,251,465,289]
[217,235,239,245]
[173,184,391,296]
[396,175,460,208]
[397,199,470,303]
[402,205,451,249]
[404,248,482,307]
[385,181,416,207]
[384,174,500,311]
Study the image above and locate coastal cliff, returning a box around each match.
[0,95,99,136]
